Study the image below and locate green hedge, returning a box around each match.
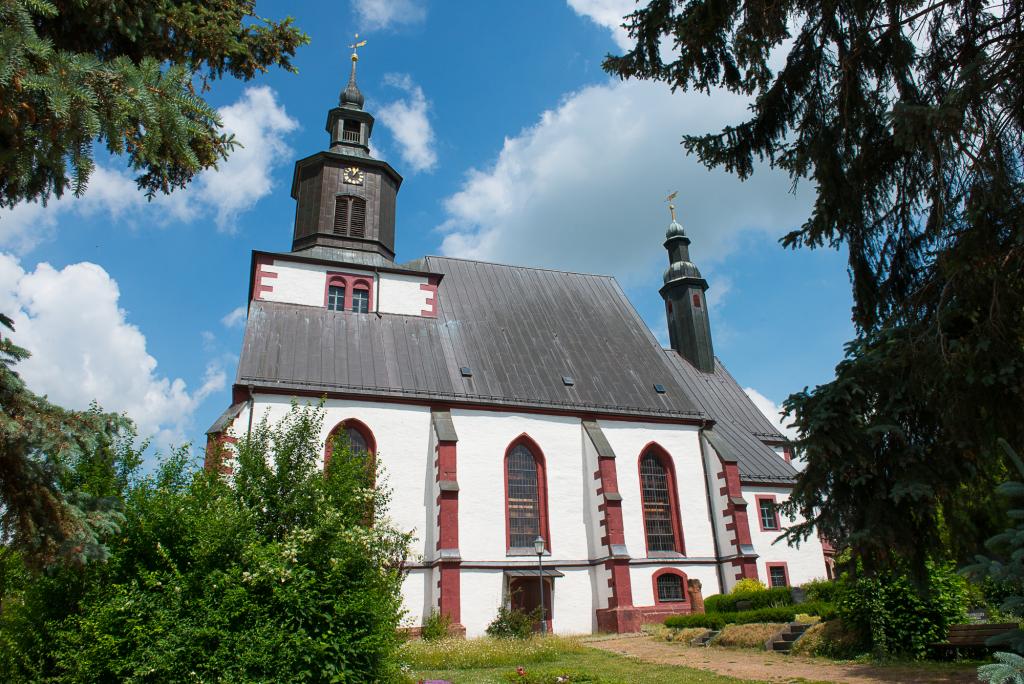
[703,586,794,613]
[664,605,797,629]
[795,601,838,621]
[802,578,840,604]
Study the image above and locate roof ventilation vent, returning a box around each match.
[653,384,666,394]
[460,366,473,378]
[562,376,575,386]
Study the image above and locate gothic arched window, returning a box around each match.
[334,195,367,237]
[639,445,684,555]
[505,437,549,552]
[324,418,375,468]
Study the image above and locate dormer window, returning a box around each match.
[334,195,367,237]
[327,285,346,311]
[352,287,370,314]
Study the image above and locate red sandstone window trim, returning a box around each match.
[324,271,375,313]
[503,434,551,554]
[755,494,780,532]
[637,442,686,556]
[651,568,690,606]
[766,562,790,588]
[324,417,377,469]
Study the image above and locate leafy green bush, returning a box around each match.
[422,609,453,641]
[664,605,796,629]
[664,613,726,630]
[797,601,838,621]
[704,586,794,613]
[0,403,412,683]
[487,605,542,639]
[802,578,840,604]
[836,561,968,657]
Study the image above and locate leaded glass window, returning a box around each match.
[759,499,779,530]
[352,288,369,314]
[327,285,345,311]
[769,565,788,588]
[346,426,368,456]
[657,573,685,602]
[507,444,541,549]
[640,450,677,552]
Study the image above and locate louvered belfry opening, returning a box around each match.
[657,573,684,602]
[640,451,677,552]
[333,195,367,237]
[507,444,541,549]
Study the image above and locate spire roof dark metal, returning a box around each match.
[339,56,364,109]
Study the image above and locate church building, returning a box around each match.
[206,48,828,637]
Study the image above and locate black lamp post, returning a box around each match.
[533,535,547,634]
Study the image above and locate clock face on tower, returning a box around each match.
[343,166,364,185]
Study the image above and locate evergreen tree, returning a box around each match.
[0,0,307,207]
[605,1,1024,571]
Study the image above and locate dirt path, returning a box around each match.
[585,635,978,684]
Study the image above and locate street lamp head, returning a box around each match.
[533,535,546,555]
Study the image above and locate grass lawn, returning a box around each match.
[402,636,764,684]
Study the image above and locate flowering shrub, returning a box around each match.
[0,403,412,682]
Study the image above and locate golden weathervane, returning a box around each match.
[349,34,367,62]
[665,191,679,222]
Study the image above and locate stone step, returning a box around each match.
[772,640,794,651]
[691,629,720,646]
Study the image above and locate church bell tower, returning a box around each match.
[289,36,402,261]
[660,195,715,372]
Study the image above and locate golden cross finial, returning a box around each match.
[349,34,367,62]
[666,191,679,222]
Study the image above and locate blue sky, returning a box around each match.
[0,0,854,454]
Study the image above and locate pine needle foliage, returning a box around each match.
[0,314,139,568]
[606,1,1024,572]
[0,0,308,207]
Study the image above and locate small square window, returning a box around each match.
[653,384,666,394]
[759,499,779,530]
[460,366,473,377]
[769,565,788,588]
[656,574,685,602]
[562,376,575,386]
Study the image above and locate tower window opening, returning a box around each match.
[333,196,367,237]
[342,119,361,143]
[352,287,370,314]
[692,293,701,308]
[327,285,346,311]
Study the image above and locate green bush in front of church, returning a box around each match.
[0,403,412,683]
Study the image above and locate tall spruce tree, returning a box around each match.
[605,1,1024,571]
[0,0,307,206]
[0,0,306,566]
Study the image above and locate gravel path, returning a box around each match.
[586,635,978,683]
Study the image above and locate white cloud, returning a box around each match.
[352,0,426,31]
[743,387,799,442]
[221,305,247,328]
[567,0,635,50]
[376,74,437,173]
[0,253,225,446]
[438,78,812,287]
[0,86,297,252]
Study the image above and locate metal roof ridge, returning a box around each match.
[423,254,618,280]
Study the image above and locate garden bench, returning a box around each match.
[927,623,1018,659]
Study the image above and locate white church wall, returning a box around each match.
[256,257,433,316]
[461,569,507,637]
[599,421,715,560]
[378,271,433,316]
[580,428,611,611]
[401,568,430,628]
[451,409,590,561]
[702,436,735,595]
[743,484,828,587]
[552,567,597,635]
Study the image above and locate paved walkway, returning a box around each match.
[585,635,978,683]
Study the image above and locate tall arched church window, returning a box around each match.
[333,196,366,237]
[639,446,684,555]
[324,419,376,468]
[505,437,549,552]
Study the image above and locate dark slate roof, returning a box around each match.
[236,256,703,420]
[662,351,798,483]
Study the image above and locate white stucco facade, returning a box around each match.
[214,394,829,637]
